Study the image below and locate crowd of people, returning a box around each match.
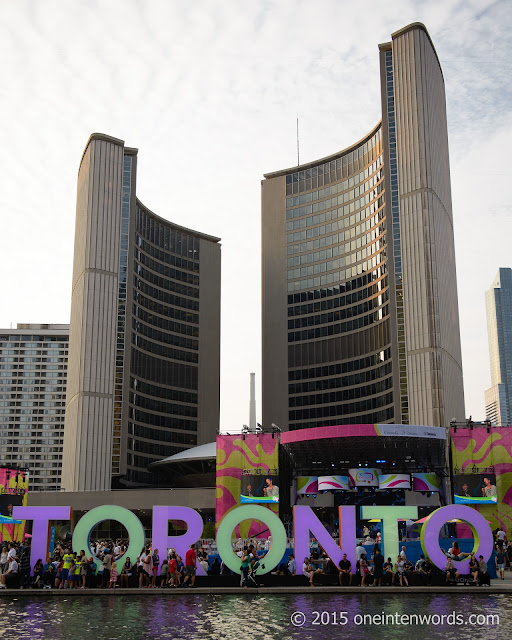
[0,528,509,589]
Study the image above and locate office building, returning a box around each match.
[262,23,465,432]
[0,324,68,490]
[62,134,221,491]
[485,268,512,425]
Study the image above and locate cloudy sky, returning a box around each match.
[1,0,510,428]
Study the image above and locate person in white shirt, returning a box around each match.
[0,558,19,588]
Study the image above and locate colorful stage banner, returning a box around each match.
[216,434,279,537]
[412,473,440,492]
[296,476,318,495]
[378,473,411,490]
[451,426,512,533]
[317,475,350,491]
[0,468,29,543]
[348,468,380,487]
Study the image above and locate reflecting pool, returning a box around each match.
[1,593,509,640]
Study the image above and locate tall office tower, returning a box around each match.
[485,268,512,425]
[0,324,68,490]
[262,23,465,432]
[62,134,221,491]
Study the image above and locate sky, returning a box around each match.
[0,0,511,429]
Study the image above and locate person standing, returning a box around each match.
[184,544,197,588]
[372,548,384,586]
[495,547,506,580]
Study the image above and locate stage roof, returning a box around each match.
[280,424,448,475]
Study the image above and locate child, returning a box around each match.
[109,557,118,589]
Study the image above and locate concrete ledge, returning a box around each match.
[1,585,510,596]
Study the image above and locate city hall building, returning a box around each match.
[262,23,465,434]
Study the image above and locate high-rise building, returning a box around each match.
[485,268,512,426]
[62,134,221,491]
[0,324,68,490]
[262,23,465,432]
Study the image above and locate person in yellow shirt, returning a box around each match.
[61,550,73,589]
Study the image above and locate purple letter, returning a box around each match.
[13,506,71,574]
[421,505,494,573]
[152,506,205,575]
[294,505,355,574]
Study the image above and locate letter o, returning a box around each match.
[421,505,493,572]
[216,505,286,575]
[72,505,145,566]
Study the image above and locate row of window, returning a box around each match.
[132,318,198,352]
[288,349,391,381]
[288,260,387,293]
[288,293,388,330]
[286,181,384,229]
[288,305,388,342]
[287,273,380,305]
[286,166,383,219]
[134,280,199,312]
[134,306,199,339]
[286,222,384,268]
[136,250,200,287]
[135,265,199,299]
[135,239,199,275]
[132,334,198,364]
[288,323,391,368]
[128,422,198,445]
[134,296,199,326]
[285,131,382,195]
[130,377,197,405]
[0,408,64,415]
[290,406,394,430]
[128,407,196,431]
[0,336,67,344]
[136,208,201,260]
[287,243,385,282]
[289,377,393,408]
[130,349,198,390]
[127,438,184,458]
[289,392,394,421]
[129,391,197,418]
[0,386,64,393]
[288,278,386,317]
[286,196,385,246]
[289,361,393,394]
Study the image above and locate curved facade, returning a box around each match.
[262,23,465,432]
[62,134,220,491]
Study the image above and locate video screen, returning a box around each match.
[240,473,279,504]
[0,493,24,517]
[453,474,498,504]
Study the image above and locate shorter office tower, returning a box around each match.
[485,268,512,425]
[62,134,221,491]
[0,324,68,490]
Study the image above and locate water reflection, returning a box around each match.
[2,594,508,640]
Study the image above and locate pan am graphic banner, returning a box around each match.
[451,426,512,532]
[318,476,350,491]
[297,477,318,495]
[378,474,411,490]
[412,473,440,492]
[216,434,279,536]
[0,468,28,542]
[348,468,381,487]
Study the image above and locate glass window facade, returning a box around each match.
[126,204,201,484]
[281,129,395,430]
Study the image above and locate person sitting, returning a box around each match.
[338,553,352,586]
[32,559,44,588]
[382,557,395,585]
[0,556,19,589]
[303,557,322,587]
[445,558,459,584]
[468,554,479,584]
[418,557,432,586]
[478,555,490,586]
[395,556,408,586]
